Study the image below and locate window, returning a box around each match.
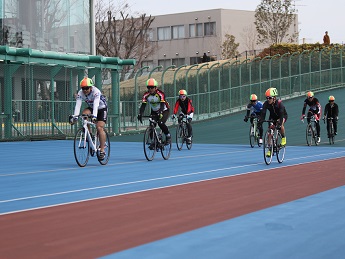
[172,25,184,39]
[189,23,203,37]
[158,27,171,40]
[158,59,171,68]
[204,22,216,36]
[172,58,185,67]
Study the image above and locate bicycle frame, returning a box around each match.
[303,115,318,146]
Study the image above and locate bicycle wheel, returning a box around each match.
[74,128,90,167]
[97,130,111,165]
[329,123,334,145]
[143,127,156,161]
[160,134,172,160]
[306,124,313,146]
[313,123,319,146]
[275,132,285,163]
[249,124,255,148]
[176,124,184,150]
[263,131,273,165]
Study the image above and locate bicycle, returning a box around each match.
[262,120,286,165]
[72,114,110,167]
[175,114,192,151]
[303,115,319,146]
[249,115,261,148]
[143,116,172,161]
[324,117,336,145]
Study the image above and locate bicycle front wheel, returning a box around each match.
[306,124,313,146]
[143,127,156,161]
[176,124,184,150]
[275,132,285,163]
[263,130,273,165]
[249,125,255,148]
[329,123,334,145]
[97,130,111,165]
[160,134,172,160]
[74,128,90,167]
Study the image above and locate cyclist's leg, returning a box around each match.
[82,107,92,133]
[158,110,171,143]
[96,108,107,152]
[187,119,192,137]
[333,118,338,134]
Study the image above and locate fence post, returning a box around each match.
[207,62,220,114]
[161,65,176,92]
[134,66,149,130]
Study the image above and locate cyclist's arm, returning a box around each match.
[73,98,82,116]
[187,99,194,114]
[139,102,146,115]
[173,100,180,115]
[92,95,100,117]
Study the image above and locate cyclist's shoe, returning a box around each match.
[186,137,192,144]
[165,135,171,145]
[98,151,105,160]
[317,137,321,143]
[281,137,286,146]
[259,138,263,144]
[266,150,271,157]
[148,143,155,150]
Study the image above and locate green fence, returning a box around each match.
[1,46,344,141]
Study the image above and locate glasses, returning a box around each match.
[250,100,257,102]
[81,87,90,91]
[308,96,313,99]
[180,95,186,98]
[147,86,155,89]
[266,96,273,100]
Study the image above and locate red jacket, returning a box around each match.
[173,97,194,115]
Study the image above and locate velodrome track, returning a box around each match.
[1,88,345,258]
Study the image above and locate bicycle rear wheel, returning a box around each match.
[275,132,285,163]
[143,127,156,161]
[176,124,184,150]
[97,130,111,165]
[74,128,90,167]
[160,134,172,160]
[249,125,255,148]
[263,131,273,165]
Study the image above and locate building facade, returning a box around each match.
[143,8,298,68]
[0,0,95,54]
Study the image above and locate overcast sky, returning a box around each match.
[126,0,343,45]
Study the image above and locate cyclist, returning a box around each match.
[137,78,171,144]
[172,89,194,144]
[323,95,339,137]
[259,87,288,157]
[300,91,322,143]
[244,93,263,144]
[69,77,108,160]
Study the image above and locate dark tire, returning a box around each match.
[160,134,172,160]
[74,128,90,167]
[263,130,273,165]
[276,132,285,163]
[143,127,156,161]
[306,124,313,146]
[176,124,184,151]
[249,125,255,148]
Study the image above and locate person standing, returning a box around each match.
[323,31,330,45]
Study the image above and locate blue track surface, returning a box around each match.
[1,140,345,258]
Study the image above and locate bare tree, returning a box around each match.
[221,34,239,59]
[240,24,258,51]
[95,0,157,80]
[254,0,297,45]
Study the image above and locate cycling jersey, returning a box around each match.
[140,89,169,113]
[246,101,263,117]
[74,86,107,117]
[261,99,288,125]
[173,97,194,115]
[302,97,321,120]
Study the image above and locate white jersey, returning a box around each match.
[74,86,107,117]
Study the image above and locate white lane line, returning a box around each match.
[1,152,344,205]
